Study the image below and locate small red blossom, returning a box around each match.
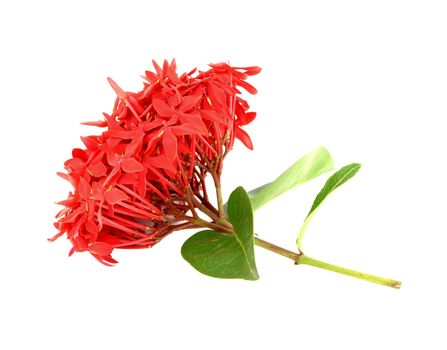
[51,59,260,265]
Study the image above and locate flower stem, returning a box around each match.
[215,183,225,217]
[254,237,401,289]
[210,168,225,218]
[190,195,219,221]
[194,218,232,234]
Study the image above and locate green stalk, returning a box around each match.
[298,254,402,289]
[212,172,225,218]
[215,183,225,217]
[254,237,401,289]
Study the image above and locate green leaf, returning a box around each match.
[296,163,361,251]
[248,146,334,211]
[181,187,259,280]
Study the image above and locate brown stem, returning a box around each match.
[199,168,209,202]
[190,195,220,221]
[156,222,201,241]
[195,194,220,216]
[208,161,225,217]
[184,187,199,219]
[194,218,233,234]
[254,237,300,262]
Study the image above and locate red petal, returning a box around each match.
[162,60,169,79]
[56,198,77,207]
[57,172,76,187]
[117,173,138,185]
[64,157,84,171]
[235,127,253,150]
[107,151,120,167]
[104,188,128,204]
[145,70,158,83]
[89,242,114,256]
[207,83,227,107]
[77,177,91,200]
[107,77,127,100]
[85,219,99,234]
[108,128,135,140]
[185,68,197,76]
[81,120,107,127]
[48,230,64,242]
[153,98,176,117]
[165,114,179,126]
[199,109,225,123]
[235,66,262,75]
[246,66,262,75]
[141,119,163,132]
[142,82,159,98]
[137,172,147,198]
[171,124,204,136]
[237,80,257,94]
[72,148,88,160]
[178,113,208,134]
[179,93,203,112]
[146,155,176,174]
[88,162,107,177]
[81,136,99,150]
[209,62,229,70]
[69,247,76,256]
[162,129,177,161]
[127,95,144,114]
[167,59,183,85]
[167,93,181,107]
[238,112,257,126]
[91,253,118,266]
[124,130,144,157]
[121,158,144,173]
[152,60,163,77]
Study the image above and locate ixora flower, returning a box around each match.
[51,59,401,289]
[51,60,260,265]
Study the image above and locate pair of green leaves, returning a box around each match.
[181,146,361,280]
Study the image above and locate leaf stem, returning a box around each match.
[254,237,300,261]
[298,255,402,289]
[254,237,401,289]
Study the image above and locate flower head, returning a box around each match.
[51,59,260,264]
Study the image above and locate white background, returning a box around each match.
[1,1,446,349]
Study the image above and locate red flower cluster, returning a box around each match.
[50,60,260,265]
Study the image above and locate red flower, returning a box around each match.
[51,59,260,265]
